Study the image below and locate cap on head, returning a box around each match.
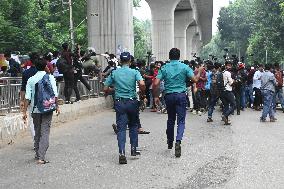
[120,52,131,62]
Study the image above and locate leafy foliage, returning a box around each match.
[0,0,87,53]
[133,17,152,60]
[202,0,284,65]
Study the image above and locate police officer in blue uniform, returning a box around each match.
[153,48,203,158]
[104,52,146,164]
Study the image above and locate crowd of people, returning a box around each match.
[1,44,283,164]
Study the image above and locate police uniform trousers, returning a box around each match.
[164,93,187,143]
[114,98,139,154]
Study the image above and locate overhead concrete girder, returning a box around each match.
[145,0,180,61]
[87,0,134,57]
[194,0,213,45]
[186,25,199,60]
[174,10,194,60]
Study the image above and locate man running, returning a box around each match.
[104,52,146,164]
[153,48,203,158]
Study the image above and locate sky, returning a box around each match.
[133,0,231,35]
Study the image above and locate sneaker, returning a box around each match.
[207,118,213,122]
[119,154,127,164]
[167,140,173,149]
[175,141,181,158]
[192,110,197,115]
[260,117,266,122]
[270,117,277,122]
[198,111,202,116]
[224,116,231,125]
[131,147,141,156]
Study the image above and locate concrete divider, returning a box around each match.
[0,97,113,148]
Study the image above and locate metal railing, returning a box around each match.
[0,76,104,114]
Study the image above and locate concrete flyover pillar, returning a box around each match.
[192,32,203,56]
[145,0,180,61]
[174,10,194,60]
[186,25,197,60]
[87,0,134,57]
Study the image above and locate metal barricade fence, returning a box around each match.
[0,77,22,113]
[0,76,104,114]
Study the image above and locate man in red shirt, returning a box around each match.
[193,63,207,115]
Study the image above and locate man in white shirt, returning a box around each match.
[253,64,264,111]
[221,61,236,125]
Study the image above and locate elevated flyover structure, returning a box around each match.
[87,0,213,61]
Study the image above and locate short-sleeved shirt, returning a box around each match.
[156,60,194,94]
[21,66,37,92]
[104,65,143,99]
[261,71,276,92]
[25,71,58,113]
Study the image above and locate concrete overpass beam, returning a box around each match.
[186,25,196,60]
[87,0,134,57]
[174,10,194,60]
[145,0,180,61]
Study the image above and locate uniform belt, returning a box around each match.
[166,91,186,95]
[115,97,137,101]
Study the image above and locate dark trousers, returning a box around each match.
[195,89,206,111]
[115,99,139,154]
[253,88,262,108]
[165,93,187,142]
[32,112,53,160]
[208,95,219,118]
[63,72,74,101]
[234,89,241,113]
[221,91,236,117]
[74,72,91,100]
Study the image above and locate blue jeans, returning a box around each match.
[261,90,275,119]
[245,84,254,106]
[240,86,246,108]
[274,88,284,110]
[165,93,187,142]
[114,99,139,154]
[221,91,236,117]
[208,95,219,118]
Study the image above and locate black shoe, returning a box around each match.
[207,118,213,122]
[175,141,181,158]
[167,140,173,149]
[131,147,141,156]
[224,116,231,125]
[119,154,127,164]
[260,117,266,122]
[112,124,118,134]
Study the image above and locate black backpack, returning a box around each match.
[216,72,225,91]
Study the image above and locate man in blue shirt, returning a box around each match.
[153,48,203,158]
[104,52,146,164]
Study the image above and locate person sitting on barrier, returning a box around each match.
[4,50,21,77]
[73,44,92,102]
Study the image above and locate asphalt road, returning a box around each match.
[0,108,283,189]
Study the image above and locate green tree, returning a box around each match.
[215,0,284,64]
[133,17,152,60]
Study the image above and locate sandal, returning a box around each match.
[37,160,50,164]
